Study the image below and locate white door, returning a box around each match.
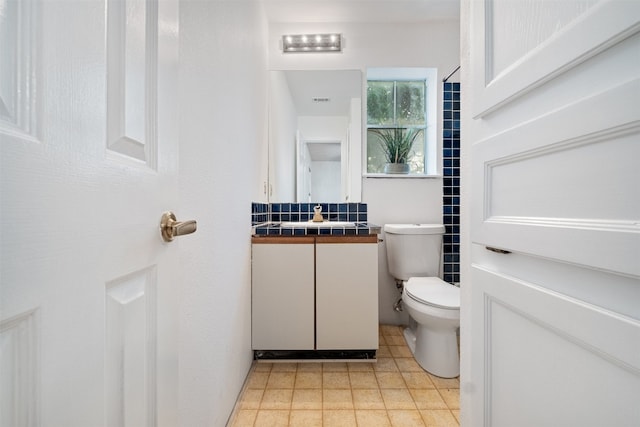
[462,1,640,426]
[1,0,182,425]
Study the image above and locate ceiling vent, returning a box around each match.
[312,97,331,103]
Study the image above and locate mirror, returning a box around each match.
[268,70,362,203]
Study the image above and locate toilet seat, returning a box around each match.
[405,277,460,310]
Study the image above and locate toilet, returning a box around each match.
[384,224,460,378]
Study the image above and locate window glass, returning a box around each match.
[396,81,425,126]
[367,128,424,174]
[367,81,394,126]
[366,79,427,174]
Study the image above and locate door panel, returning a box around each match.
[470,0,640,117]
[472,78,640,276]
[0,0,180,425]
[107,0,160,167]
[471,265,640,427]
[463,0,640,425]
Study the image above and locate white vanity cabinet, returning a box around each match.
[251,235,378,352]
[316,237,379,350]
[251,237,315,350]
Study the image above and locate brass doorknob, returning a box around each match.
[160,211,197,242]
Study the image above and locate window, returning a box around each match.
[365,68,437,175]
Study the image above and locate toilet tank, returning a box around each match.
[384,224,445,281]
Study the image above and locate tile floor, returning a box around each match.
[227,325,460,427]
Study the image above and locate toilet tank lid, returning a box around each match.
[384,224,445,235]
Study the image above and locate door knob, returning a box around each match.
[160,211,197,242]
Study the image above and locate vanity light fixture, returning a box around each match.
[282,34,342,53]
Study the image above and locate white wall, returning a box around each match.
[269,71,297,202]
[298,115,348,140]
[269,20,460,324]
[178,1,267,425]
[269,20,460,72]
[311,160,341,202]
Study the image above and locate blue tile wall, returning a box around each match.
[443,82,461,284]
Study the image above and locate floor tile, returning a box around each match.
[297,362,322,372]
[385,335,407,346]
[389,345,414,358]
[253,409,289,427]
[291,389,322,410]
[352,388,386,410]
[376,371,407,388]
[347,362,374,372]
[289,410,322,427]
[402,371,435,389]
[323,371,350,388]
[246,371,269,389]
[355,409,392,427]
[349,371,379,389]
[428,374,460,389]
[373,358,399,372]
[266,371,295,389]
[409,389,448,410]
[380,388,417,410]
[395,358,424,372]
[420,409,459,427]
[388,409,427,427]
[323,410,357,427]
[295,371,322,389]
[254,362,273,372]
[438,388,460,409]
[229,409,256,427]
[380,325,403,336]
[377,345,392,357]
[323,388,354,410]
[238,388,263,410]
[271,362,297,372]
[260,389,292,410]
[322,362,348,372]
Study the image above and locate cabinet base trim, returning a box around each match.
[254,349,376,361]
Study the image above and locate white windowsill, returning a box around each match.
[363,173,442,179]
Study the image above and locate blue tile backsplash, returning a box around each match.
[251,202,378,236]
[443,82,461,284]
[252,202,368,225]
[251,202,270,224]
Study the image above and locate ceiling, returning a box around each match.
[306,142,342,162]
[283,70,362,116]
[263,0,460,24]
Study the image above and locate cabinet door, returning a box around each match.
[316,243,378,350]
[252,243,315,350]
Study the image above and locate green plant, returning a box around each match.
[370,128,421,164]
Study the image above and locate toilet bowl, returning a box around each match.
[402,277,460,378]
[383,223,460,378]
